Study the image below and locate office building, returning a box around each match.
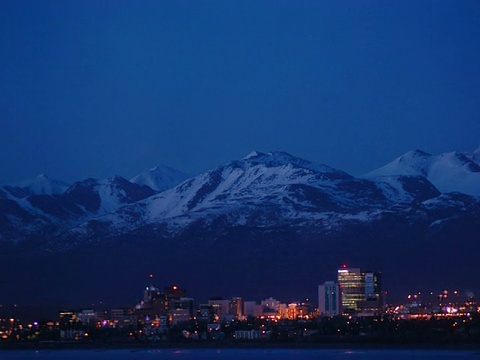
[318,281,341,316]
[337,266,382,315]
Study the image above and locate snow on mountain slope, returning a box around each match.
[241,151,344,174]
[1,174,69,199]
[464,146,480,166]
[130,165,190,192]
[3,149,478,246]
[68,151,442,239]
[363,150,480,196]
[132,151,363,221]
[474,146,480,164]
[367,175,440,204]
[64,175,156,215]
[0,175,158,242]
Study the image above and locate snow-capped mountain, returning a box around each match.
[0,175,157,241]
[464,146,480,166]
[65,151,447,242]
[0,161,193,242]
[130,165,190,192]
[0,174,69,199]
[64,175,156,215]
[363,149,480,196]
[2,150,479,245]
[1,150,479,308]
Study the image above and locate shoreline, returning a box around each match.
[1,339,480,352]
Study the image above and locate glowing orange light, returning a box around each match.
[173,285,178,290]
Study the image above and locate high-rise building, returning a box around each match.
[229,297,243,319]
[337,266,382,315]
[208,297,244,321]
[135,284,190,323]
[243,301,263,317]
[364,272,381,301]
[359,272,383,316]
[208,298,230,320]
[170,297,195,323]
[318,281,341,316]
[337,267,364,314]
[164,285,187,313]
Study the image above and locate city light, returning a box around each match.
[0,267,478,345]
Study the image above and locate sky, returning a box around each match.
[1,0,480,185]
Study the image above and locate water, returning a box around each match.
[0,348,478,359]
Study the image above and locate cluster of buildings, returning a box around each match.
[58,264,476,331]
[94,286,316,331]
[318,265,383,317]
[53,283,317,340]
[55,265,382,336]
[3,265,479,342]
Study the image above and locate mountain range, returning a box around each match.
[1,148,479,312]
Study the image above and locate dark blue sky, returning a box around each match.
[1,0,479,184]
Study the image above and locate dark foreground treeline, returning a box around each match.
[1,315,480,349]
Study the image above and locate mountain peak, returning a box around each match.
[242,151,299,164]
[3,174,70,198]
[461,146,480,167]
[403,149,431,158]
[21,173,62,185]
[239,151,348,176]
[243,151,264,159]
[364,149,480,196]
[109,175,127,183]
[130,165,190,192]
[472,146,480,166]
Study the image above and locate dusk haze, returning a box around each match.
[0,0,479,357]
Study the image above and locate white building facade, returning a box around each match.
[318,281,340,316]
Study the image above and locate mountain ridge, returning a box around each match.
[50,149,478,251]
[1,148,479,245]
[363,148,480,196]
[130,165,190,192]
[1,148,479,307]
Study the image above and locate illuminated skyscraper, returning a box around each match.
[337,267,364,314]
[360,271,383,316]
[364,272,382,301]
[337,266,382,315]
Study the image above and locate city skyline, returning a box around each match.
[2,274,478,349]
[1,266,477,323]
[1,262,476,322]
[1,2,479,354]
[1,1,479,327]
